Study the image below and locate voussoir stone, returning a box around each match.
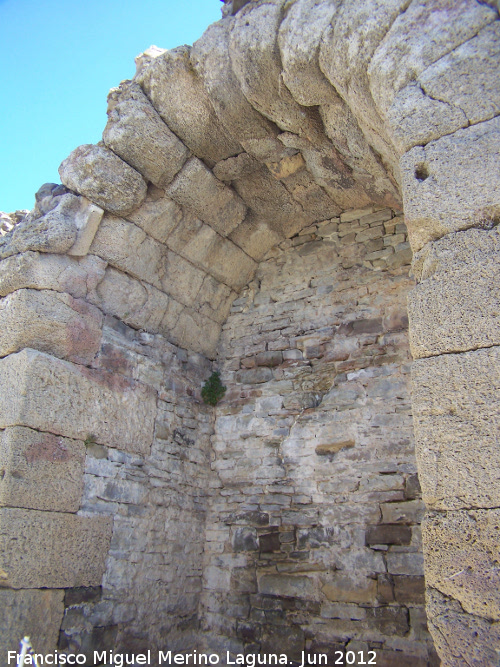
[59,143,147,216]
[401,117,500,251]
[0,589,65,658]
[0,348,156,454]
[422,509,500,621]
[0,426,85,513]
[103,82,189,188]
[0,288,103,365]
[412,347,500,511]
[0,507,113,589]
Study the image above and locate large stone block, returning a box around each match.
[387,21,500,152]
[426,586,500,667]
[0,426,85,513]
[191,20,287,162]
[409,227,500,358]
[0,348,156,454]
[126,187,182,244]
[59,144,147,216]
[103,82,189,188]
[0,288,103,365]
[166,157,247,237]
[137,45,241,163]
[401,117,500,251]
[368,0,496,122]
[0,252,107,300]
[412,348,500,510]
[0,508,112,588]
[422,509,500,621]
[0,589,65,657]
[259,574,317,599]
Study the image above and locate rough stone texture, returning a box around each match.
[423,510,500,621]
[126,185,183,244]
[0,348,157,455]
[401,117,500,251]
[409,227,500,358]
[0,589,65,658]
[166,157,247,237]
[368,0,497,123]
[0,426,85,513]
[0,508,112,588]
[199,209,434,661]
[0,251,107,300]
[103,82,189,188]
[59,144,147,216]
[412,347,500,511]
[426,587,500,667]
[136,45,241,163]
[67,197,104,257]
[0,193,81,261]
[0,288,103,365]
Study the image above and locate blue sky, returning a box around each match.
[0,0,222,212]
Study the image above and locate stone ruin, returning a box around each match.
[0,0,499,665]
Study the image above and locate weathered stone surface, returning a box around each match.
[259,574,316,599]
[191,20,288,162]
[229,213,283,261]
[426,586,500,667]
[0,426,85,512]
[423,509,500,621]
[315,439,355,455]
[166,157,247,237]
[137,45,241,163]
[67,196,104,257]
[0,252,107,300]
[0,589,65,657]
[278,0,340,106]
[127,186,183,244]
[412,348,500,510]
[0,289,103,365]
[401,117,500,251]
[103,82,189,188]
[0,348,156,454]
[366,525,412,546]
[0,508,112,588]
[59,144,147,216]
[409,227,500,358]
[0,193,81,261]
[322,575,377,604]
[165,210,257,290]
[368,0,497,122]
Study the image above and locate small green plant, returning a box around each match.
[202,371,226,406]
[84,434,96,447]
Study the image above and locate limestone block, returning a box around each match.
[0,289,103,365]
[387,22,500,152]
[368,0,497,121]
[0,193,82,261]
[278,0,340,106]
[412,348,500,510]
[127,187,183,244]
[191,20,288,162]
[195,275,236,325]
[0,348,156,454]
[319,0,407,177]
[0,508,112,588]
[426,587,500,666]
[0,589,65,657]
[136,45,241,163]
[0,426,85,512]
[166,157,247,237]
[228,214,283,262]
[401,118,500,251]
[67,197,104,257]
[166,211,257,290]
[103,82,189,188]
[422,509,500,620]
[259,574,317,599]
[229,0,321,137]
[0,252,107,300]
[409,227,500,358]
[59,144,147,216]
[169,307,221,359]
[322,574,377,604]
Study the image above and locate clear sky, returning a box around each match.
[0,0,222,212]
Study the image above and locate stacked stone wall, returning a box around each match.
[200,207,437,664]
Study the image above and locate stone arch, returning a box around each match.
[0,0,499,664]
